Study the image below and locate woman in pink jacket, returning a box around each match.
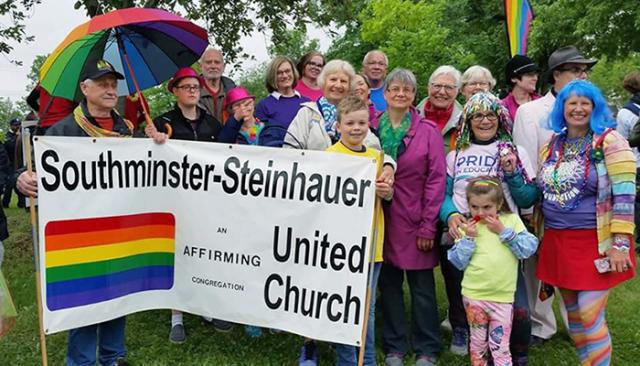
[372,68,447,366]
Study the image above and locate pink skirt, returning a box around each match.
[537,228,636,291]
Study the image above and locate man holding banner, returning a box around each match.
[17,59,135,366]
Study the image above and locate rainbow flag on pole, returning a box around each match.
[504,0,534,57]
[44,212,176,311]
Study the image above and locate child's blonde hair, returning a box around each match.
[337,95,369,122]
[465,176,510,213]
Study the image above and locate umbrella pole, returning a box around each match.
[357,151,383,366]
[118,38,155,133]
[24,133,49,366]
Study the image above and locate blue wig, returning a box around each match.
[547,80,615,135]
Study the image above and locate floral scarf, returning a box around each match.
[378,111,411,160]
[317,97,337,137]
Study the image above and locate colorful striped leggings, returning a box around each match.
[559,289,611,366]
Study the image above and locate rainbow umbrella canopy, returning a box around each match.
[40,7,209,101]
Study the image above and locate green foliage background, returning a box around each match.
[10,0,639,120]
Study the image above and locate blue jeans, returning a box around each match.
[335,263,382,366]
[66,317,126,366]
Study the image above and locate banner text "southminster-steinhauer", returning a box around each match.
[39,149,373,208]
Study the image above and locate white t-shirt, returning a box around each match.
[446,141,536,214]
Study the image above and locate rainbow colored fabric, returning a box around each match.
[45,212,176,311]
[504,0,534,57]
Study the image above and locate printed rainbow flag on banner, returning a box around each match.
[504,0,534,57]
[44,212,176,311]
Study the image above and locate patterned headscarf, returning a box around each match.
[455,92,531,183]
[455,92,513,151]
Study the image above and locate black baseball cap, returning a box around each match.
[9,118,20,126]
[81,59,124,81]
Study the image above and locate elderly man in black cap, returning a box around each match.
[512,46,597,347]
[3,118,25,208]
[17,59,135,366]
[501,55,541,120]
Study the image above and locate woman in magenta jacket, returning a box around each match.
[372,68,447,366]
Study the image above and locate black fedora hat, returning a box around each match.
[505,55,539,81]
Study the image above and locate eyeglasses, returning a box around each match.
[307,61,324,68]
[277,68,293,76]
[471,112,498,122]
[466,81,490,88]
[388,86,415,95]
[430,83,457,92]
[557,66,591,75]
[175,85,200,92]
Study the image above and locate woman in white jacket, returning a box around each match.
[285,60,385,152]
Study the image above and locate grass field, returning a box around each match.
[1,204,639,365]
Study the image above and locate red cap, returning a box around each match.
[167,67,203,92]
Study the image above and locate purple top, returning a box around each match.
[255,92,310,129]
[372,107,446,270]
[540,150,597,229]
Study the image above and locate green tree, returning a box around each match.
[0,97,27,140]
[359,0,466,99]
[71,0,358,62]
[142,82,174,119]
[236,27,321,102]
[267,28,320,62]
[237,63,268,102]
[324,27,375,72]
[528,0,640,68]
[0,0,41,60]
[25,54,48,91]
[589,53,640,108]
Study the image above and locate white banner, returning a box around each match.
[34,136,377,346]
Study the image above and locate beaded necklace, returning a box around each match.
[545,132,593,210]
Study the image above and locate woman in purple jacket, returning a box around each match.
[373,69,447,366]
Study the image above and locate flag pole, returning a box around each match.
[357,151,384,366]
[25,132,49,366]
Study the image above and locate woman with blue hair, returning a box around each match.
[536,80,636,366]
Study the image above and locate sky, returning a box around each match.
[0,0,332,103]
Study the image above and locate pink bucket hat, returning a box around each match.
[223,87,255,110]
[167,67,203,92]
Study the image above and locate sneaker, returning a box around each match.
[384,353,404,366]
[440,317,452,332]
[169,324,186,344]
[416,355,437,366]
[450,327,469,356]
[299,341,318,366]
[245,325,262,338]
[205,318,233,332]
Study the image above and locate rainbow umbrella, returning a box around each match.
[39,7,208,102]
